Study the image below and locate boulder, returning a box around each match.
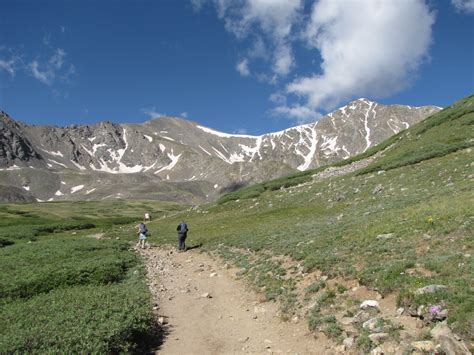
[360,300,380,311]
[370,346,384,355]
[363,317,384,333]
[430,322,470,355]
[414,284,447,295]
[343,337,355,349]
[411,341,435,353]
[369,333,389,344]
[376,233,394,241]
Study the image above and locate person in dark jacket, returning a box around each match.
[176,221,189,251]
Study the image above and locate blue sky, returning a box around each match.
[0,0,473,135]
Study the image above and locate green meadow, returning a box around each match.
[0,200,182,353]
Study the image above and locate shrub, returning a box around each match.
[0,238,14,248]
[0,280,153,353]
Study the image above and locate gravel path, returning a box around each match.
[140,246,330,354]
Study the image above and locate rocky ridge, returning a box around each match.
[0,99,440,203]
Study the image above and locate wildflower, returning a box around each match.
[426,216,434,224]
[429,305,442,316]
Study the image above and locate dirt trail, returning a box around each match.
[140,246,331,354]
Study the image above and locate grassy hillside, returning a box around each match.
[218,94,473,204]
[134,96,473,345]
[0,200,182,353]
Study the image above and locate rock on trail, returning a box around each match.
[139,247,330,354]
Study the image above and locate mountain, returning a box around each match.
[0,99,440,203]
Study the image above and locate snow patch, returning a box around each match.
[159,144,166,152]
[48,159,67,168]
[86,188,96,194]
[40,148,64,157]
[23,185,30,191]
[144,134,153,142]
[199,145,212,156]
[363,102,373,151]
[54,190,63,196]
[296,126,318,171]
[0,165,21,171]
[71,160,87,170]
[155,149,182,174]
[71,185,84,193]
[196,125,257,139]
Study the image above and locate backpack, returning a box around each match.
[139,223,148,235]
[178,223,187,233]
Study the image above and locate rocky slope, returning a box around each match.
[0,100,440,203]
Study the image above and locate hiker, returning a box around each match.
[144,212,151,222]
[176,221,189,252]
[137,222,148,249]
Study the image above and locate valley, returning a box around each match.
[0,95,472,353]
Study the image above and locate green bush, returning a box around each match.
[0,280,153,353]
[0,237,136,300]
[0,238,14,248]
[32,222,96,235]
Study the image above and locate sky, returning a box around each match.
[0,0,473,135]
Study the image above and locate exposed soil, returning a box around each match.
[139,246,332,354]
[138,245,436,354]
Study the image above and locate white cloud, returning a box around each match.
[236,58,250,76]
[287,0,435,111]
[273,104,321,124]
[234,128,248,135]
[29,61,54,85]
[28,47,74,86]
[452,0,474,13]
[197,0,303,78]
[49,48,65,69]
[0,48,20,76]
[0,58,17,76]
[191,0,206,12]
[180,112,188,118]
[273,43,293,76]
[269,91,286,104]
[193,0,437,125]
[142,107,165,119]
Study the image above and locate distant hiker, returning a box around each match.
[137,222,148,249]
[144,212,151,222]
[177,221,189,252]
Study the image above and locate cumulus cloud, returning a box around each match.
[236,58,251,76]
[452,0,474,13]
[273,104,321,124]
[196,0,303,78]
[193,0,437,124]
[286,0,435,112]
[180,111,189,118]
